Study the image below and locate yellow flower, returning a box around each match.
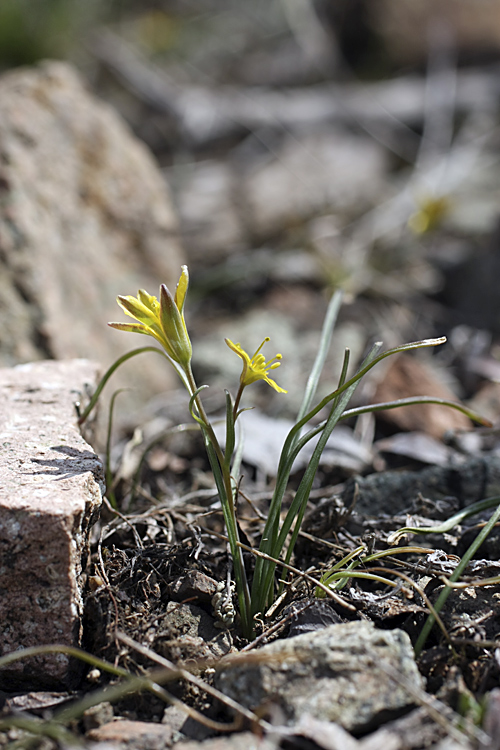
[225,337,287,394]
[109,266,192,368]
[408,195,450,234]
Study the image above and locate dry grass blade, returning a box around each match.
[363,567,452,648]
[0,644,228,737]
[115,631,272,732]
[232,533,357,611]
[206,527,356,611]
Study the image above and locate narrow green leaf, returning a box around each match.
[223,390,235,471]
[296,289,343,423]
[253,335,449,604]
[332,347,350,412]
[340,396,491,426]
[189,385,210,426]
[388,495,500,544]
[77,346,170,425]
[252,342,383,615]
[204,437,251,635]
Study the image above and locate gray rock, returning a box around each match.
[0,360,103,689]
[432,742,474,750]
[358,707,447,750]
[290,715,360,750]
[0,61,183,410]
[82,702,115,732]
[244,131,387,239]
[172,733,276,750]
[216,621,424,733]
[147,602,234,663]
[342,455,500,517]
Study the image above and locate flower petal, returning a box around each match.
[225,337,286,393]
[108,321,165,347]
[174,266,189,313]
[108,322,147,332]
[137,289,160,314]
[264,376,288,394]
[225,339,250,365]
[117,295,157,327]
[160,283,192,366]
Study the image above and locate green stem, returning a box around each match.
[105,389,129,509]
[233,382,245,422]
[185,365,251,635]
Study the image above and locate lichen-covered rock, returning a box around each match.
[0,61,183,405]
[216,621,425,733]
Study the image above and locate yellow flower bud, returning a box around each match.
[109,266,192,369]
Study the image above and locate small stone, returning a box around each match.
[152,602,234,662]
[292,715,359,750]
[216,621,425,733]
[172,732,276,750]
[88,719,174,750]
[83,702,114,732]
[169,571,219,604]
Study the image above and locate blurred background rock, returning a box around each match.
[2,0,500,451]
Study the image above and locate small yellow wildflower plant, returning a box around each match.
[79,265,490,639]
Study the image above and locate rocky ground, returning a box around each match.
[2,2,500,749]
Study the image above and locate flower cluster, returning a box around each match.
[109,266,192,368]
[110,265,287,396]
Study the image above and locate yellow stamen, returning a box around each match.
[225,338,287,394]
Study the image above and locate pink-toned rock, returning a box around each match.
[0,360,104,690]
[88,720,175,748]
[370,0,500,66]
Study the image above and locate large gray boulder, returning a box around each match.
[0,61,183,407]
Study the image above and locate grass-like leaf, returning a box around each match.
[414,495,500,656]
[77,346,174,425]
